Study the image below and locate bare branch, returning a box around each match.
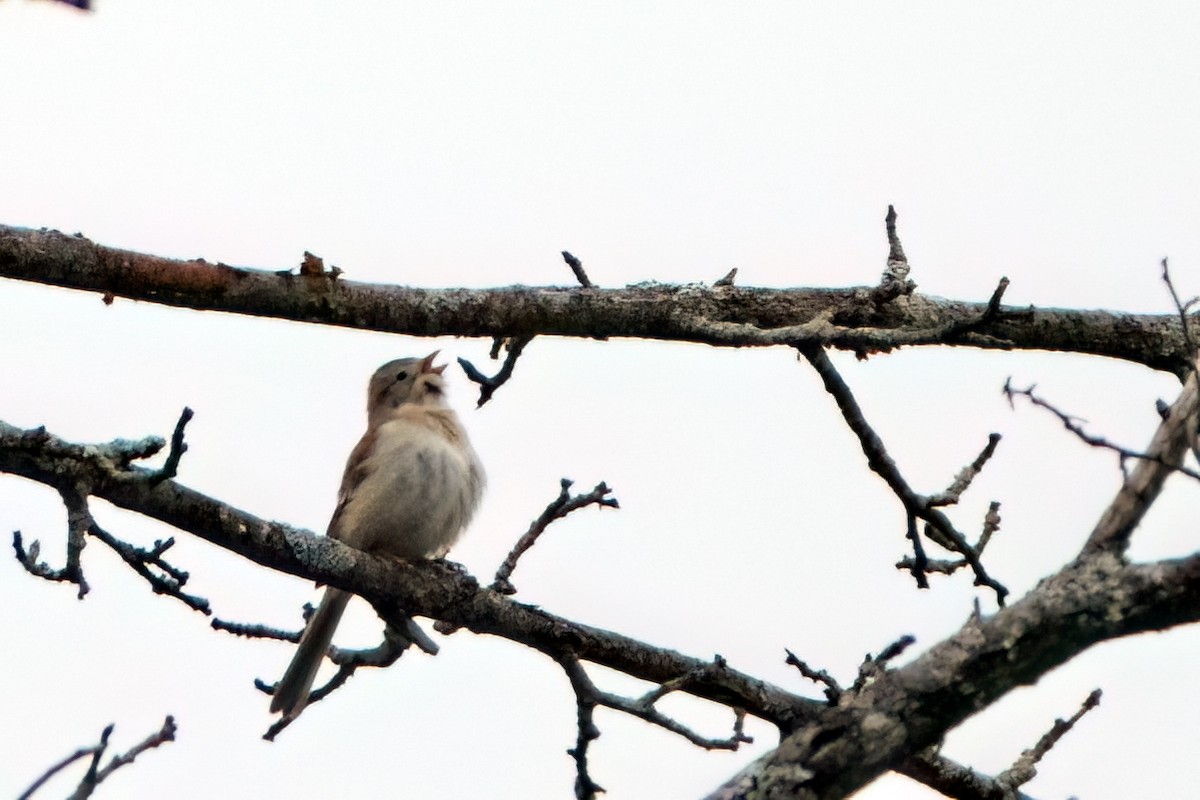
[799,345,1009,604]
[559,655,605,800]
[710,553,1200,797]
[10,415,1200,798]
[1003,379,1200,482]
[557,653,752,799]
[492,478,619,595]
[900,502,1004,577]
[928,434,1002,507]
[896,748,1039,800]
[784,649,842,705]
[0,225,1190,372]
[457,334,535,407]
[150,407,193,483]
[19,739,104,800]
[20,717,176,800]
[12,483,95,598]
[850,635,916,694]
[996,689,1102,793]
[88,526,210,614]
[211,617,298,641]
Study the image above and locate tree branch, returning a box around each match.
[709,552,1200,798]
[0,417,814,732]
[20,717,176,800]
[0,224,1190,373]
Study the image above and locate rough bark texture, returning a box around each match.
[0,224,1189,373]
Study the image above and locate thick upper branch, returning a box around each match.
[0,225,1188,372]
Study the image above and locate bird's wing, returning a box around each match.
[326,427,377,542]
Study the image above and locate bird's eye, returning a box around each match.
[394,371,408,382]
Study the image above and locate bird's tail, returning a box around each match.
[270,587,351,719]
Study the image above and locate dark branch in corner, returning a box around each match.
[457,335,535,407]
[1003,379,1200,482]
[898,689,1101,800]
[19,716,176,800]
[562,250,595,288]
[799,344,1009,604]
[492,478,619,595]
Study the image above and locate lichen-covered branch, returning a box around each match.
[0,417,814,732]
[0,224,1190,373]
[708,552,1200,799]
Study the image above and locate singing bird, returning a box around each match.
[271,353,485,720]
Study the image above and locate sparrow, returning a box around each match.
[270,352,485,720]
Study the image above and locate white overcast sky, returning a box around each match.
[1,2,1198,798]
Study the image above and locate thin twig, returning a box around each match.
[899,501,1004,576]
[1004,379,1200,482]
[800,344,1008,604]
[784,649,842,705]
[562,250,595,288]
[211,617,301,641]
[19,743,103,800]
[559,654,605,800]
[492,478,618,594]
[150,407,193,483]
[21,717,176,800]
[996,689,1102,792]
[927,433,1002,507]
[457,335,535,407]
[850,635,916,694]
[88,526,210,613]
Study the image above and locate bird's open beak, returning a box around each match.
[420,350,447,375]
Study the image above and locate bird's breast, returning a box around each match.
[336,419,483,558]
